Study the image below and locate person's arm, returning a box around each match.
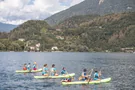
[66,70,68,74]
[37,64,38,69]
[99,71,101,76]
[82,72,84,77]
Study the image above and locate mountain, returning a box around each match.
[0,12,133,52]
[9,20,51,40]
[45,0,135,26]
[55,12,135,52]
[0,22,17,32]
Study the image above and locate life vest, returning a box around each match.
[23,67,27,70]
[94,73,99,80]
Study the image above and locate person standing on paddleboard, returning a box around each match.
[33,62,37,70]
[42,64,49,76]
[50,64,58,76]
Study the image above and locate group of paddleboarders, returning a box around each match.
[23,62,38,70]
[41,64,101,82]
[22,62,101,82]
[79,68,101,81]
[41,64,72,82]
[42,64,58,76]
[42,64,67,76]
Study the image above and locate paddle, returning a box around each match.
[99,69,102,80]
[88,69,93,84]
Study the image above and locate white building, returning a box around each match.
[18,38,25,42]
[36,43,41,48]
[51,46,58,51]
[30,46,35,50]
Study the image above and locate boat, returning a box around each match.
[15,68,42,73]
[62,77,111,85]
[34,73,75,79]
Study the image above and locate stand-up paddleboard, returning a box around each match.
[62,77,111,85]
[34,73,75,79]
[15,68,42,73]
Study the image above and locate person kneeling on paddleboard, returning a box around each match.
[61,67,68,75]
[27,63,31,70]
[33,62,37,70]
[94,70,101,80]
[50,64,58,76]
[42,64,48,76]
[61,67,72,82]
[23,63,27,70]
[79,69,89,81]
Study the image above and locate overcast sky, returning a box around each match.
[0,0,84,25]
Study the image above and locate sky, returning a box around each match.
[0,0,84,25]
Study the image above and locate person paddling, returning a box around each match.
[61,67,72,82]
[79,69,89,81]
[23,63,27,70]
[61,67,68,75]
[33,62,37,70]
[94,70,101,80]
[27,63,31,71]
[50,64,58,76]
[42,64,49,76]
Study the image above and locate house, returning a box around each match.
[56,29,62,31]
[121,47,134,53]
[18,38,25,42]
[51,46,58,51]
[30,46,35,51]
[36,43,40,48]
[56,36,64,40]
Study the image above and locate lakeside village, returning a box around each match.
[8,37,135,53]
[17,36,64,52]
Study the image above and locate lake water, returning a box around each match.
[0,52,135,90]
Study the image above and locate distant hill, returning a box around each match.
[45,0,135,26]
[1,12,133,52]
[57,15,99,29]
[9,20,51,40]
[0,22,17,32]
[56,12,135,52]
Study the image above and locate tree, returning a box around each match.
[8,42,21,51]
[0,42,6,51]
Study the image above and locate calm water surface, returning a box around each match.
[0,52,135,90]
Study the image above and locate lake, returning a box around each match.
[0,52,135,90]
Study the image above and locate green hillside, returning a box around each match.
[57,12,135,52]
[0,12,135,52]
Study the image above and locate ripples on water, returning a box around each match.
[0,52,135,90]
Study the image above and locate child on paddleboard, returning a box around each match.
[33,62,37,70]
[23,63,27,70]
[61,67,68,75]
[94,70,101,80]
[42,64,49,76]
[50,64,58,76]
[61,67,73,82]
[79,69,89,81]
[27,63,31,70]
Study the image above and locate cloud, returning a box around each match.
[71,0,84,6]
[0,0,84,25]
